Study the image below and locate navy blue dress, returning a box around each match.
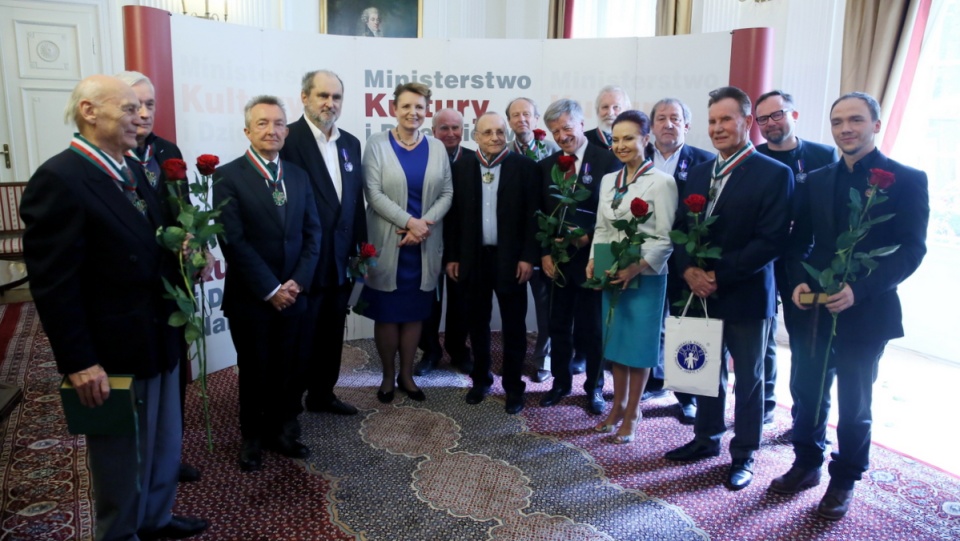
[360,134,435,323]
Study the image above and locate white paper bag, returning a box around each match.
[663,296,723,398]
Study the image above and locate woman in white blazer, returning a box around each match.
[586,110,678,444]
[361,82,453,404]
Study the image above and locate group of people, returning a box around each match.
[20,66,927,540]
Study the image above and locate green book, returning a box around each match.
[593,242,639,289]
[60,375,137,435]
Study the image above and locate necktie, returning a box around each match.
[266,162,279,178]
[266,162,285,224]
[120,166,147,217]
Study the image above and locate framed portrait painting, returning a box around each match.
[321,0,423,38]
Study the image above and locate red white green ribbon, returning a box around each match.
[70,134,135,191]
[245,147,283,185]
[476,148,509,169]
[712,141,755,180]
[615,158,654,194]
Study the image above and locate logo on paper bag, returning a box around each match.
[675,342,707,372]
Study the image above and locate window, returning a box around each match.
[890,0,959,363]
[572,0,657,38]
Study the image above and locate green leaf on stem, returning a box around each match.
[168,311,189,327]
[868,244,900,257]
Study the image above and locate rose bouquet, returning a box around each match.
[800,168,900,423]
[668,193,722,312]
[156,154,226,450]
[534,154,591,290]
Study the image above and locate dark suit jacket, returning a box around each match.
[21,149,181,378]
[757,139,836,180]
[672,144,716,194]
[213,155,322,319]
[444,152,539,291]
[788,149,928,341]
[665,144,715,308]
[674,150,794,321]
[280,117,367,289]
[151,133,183,174]
[585,128,611,150]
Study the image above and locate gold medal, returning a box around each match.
[482,172,494,183]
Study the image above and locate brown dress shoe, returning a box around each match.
[817,485,854,520]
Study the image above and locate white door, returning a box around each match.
[0,1,105,183]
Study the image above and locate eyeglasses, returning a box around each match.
[756,109,791,125]
[477,129,505,138]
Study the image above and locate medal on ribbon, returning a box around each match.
[678,159,689,181]
[245,147,286,207]
[581,162,593,185]
[125,143,157,188]
[612,159,653,210]
[796,158,806,183]
[476,148,508,184]
[342,148,354,172]
[72,134,146,216]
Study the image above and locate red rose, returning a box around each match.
[359,242,377,259]
[533,129,546,142]
[629,197,649,217]
[684,194,707,214]
[556,155,577,173]
[868,168,895,190]
[161,158,187,181]
[196,154,220,176]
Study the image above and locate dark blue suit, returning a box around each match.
[787,149,928,488]
[22,148,183,539]
[757,139,838,418]
[539,143,622,396]
[674,149,793,458]
[280,118,366,404]
[214,154,321,440]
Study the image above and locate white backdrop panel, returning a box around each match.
[169,14,731,373]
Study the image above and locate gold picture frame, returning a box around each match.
[320,0,423,38]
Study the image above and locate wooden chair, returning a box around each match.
[0,182,29,295]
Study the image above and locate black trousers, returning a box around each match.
[420,274,470,360]
[303,283,352,403]
[228,311,307,440]
[545,258,603,394]
[465,247,528,394]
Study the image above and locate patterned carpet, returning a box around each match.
[2,302,960,540]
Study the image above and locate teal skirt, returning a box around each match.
[600,274,666,368]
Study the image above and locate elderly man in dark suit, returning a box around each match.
[21,74,208,541]
[754,89,838,425]
[214,95,321,472]
[280,70,366,416]
[116,69,203,484]
[445,112,539,414]
[585,85,630,150]
[643,97,716,424]
[770,92,928,520]
[538,99,622,415]
[664,87,793,491]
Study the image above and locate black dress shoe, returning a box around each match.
[140,515,209,540]
[727,458,755,490]
[818,485,854,520]
[505,392,524,414]
[465,386,489,405]
[679,403,697,425]
[539,387,570,407]
[571,358,586,375]
[586,392,605,415]
[664,440,721,462]
[178,463,201,483]
[397,379,426,401]
[641,389,669,401]
[532,369,552,383]
[769,465,821,494]
[265,435,310,459]
[239,439,262,472]
[306,396,359,415]
[413,352,440,376]
[377,388,394,403]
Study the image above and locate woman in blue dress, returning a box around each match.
[586,110,678,443]
[361,82,453,403]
